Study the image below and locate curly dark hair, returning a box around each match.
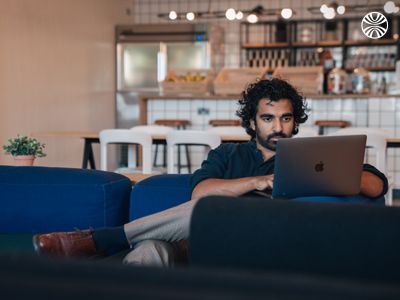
[236,78,308,139]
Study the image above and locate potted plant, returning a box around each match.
[3,135,46,166]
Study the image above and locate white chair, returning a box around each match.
[294,126,319,138]
[167,130,221,174]
[207,126,248,142]
[207,126,246,134]
[130,125,173,168]
[155,119,192,173]
[130,125,173,135]
[99,129,152,174]
[207,126,247,135]
[328,127,392,205]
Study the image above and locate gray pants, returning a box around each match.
[122,199,196,267]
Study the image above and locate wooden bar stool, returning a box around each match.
[154,119,192,173]
[209,119,241,127]
[314,120,351,135]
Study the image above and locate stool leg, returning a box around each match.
[153,144,159,167]
[136,145,139,167]
[163,144,167,167]
[185,145,191,173]
[177,145,182,174]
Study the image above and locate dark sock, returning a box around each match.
[92,226,130,256]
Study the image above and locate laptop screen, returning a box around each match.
[272,135,366,199]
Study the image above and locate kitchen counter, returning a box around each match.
[139,94,400,125]
[140,94,400,100]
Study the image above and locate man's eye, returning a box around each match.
[262,117,272,122]
[282,116,292,122]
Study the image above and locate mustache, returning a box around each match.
[267,132,288,140]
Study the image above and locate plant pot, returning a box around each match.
[13,155,35,166]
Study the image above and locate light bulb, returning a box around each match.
[225,8,236,20]
[169,11,177,20]
[186,12,195,21]
[281,8,293,19]
[236,11,244,20]
[337,5,345,15]
[247,14,258,23]
[320,4,328,13]
[323,7,336,19]
[394,6,400,13]
[384,1,396,13]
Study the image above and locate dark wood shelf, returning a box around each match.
[241,42,289,49]
[345,67,396,72]
[242,41,343,49]
[242,39,398,50]
[344,39,398,46]
[292,40,341,47]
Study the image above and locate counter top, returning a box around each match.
[140,94,400,100]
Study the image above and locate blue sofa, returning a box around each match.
[129,174,385,221]
[0,166,131,234]
[1,166,399,298]
[0,166,384,234]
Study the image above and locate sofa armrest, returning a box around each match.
[189,196,400,282]
[0,166,131,233]
[129,174,192,220]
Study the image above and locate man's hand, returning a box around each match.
[360,171,384,198]
[192,174,274,200]
[254,174,274,191]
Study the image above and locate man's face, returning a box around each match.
[251,98,295,151]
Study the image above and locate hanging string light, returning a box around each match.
[281,8,293,19]
[309,1,400,18]
[158,2,295,23]
[225,8,236,21]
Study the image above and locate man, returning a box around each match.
[34,79,387,266]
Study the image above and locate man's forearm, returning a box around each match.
[191,177,260,200]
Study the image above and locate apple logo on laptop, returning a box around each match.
[314,161,324,172]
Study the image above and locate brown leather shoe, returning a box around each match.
[32,229,105,258]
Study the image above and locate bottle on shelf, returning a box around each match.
[318,49,334,94]
[351,68,371,94]
[327,68,348,94]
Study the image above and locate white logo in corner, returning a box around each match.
[361,12,388,39]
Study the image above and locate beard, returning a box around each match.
[256,128,290,151]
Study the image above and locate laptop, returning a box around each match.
[271,135,367,199]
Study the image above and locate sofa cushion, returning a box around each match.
[294,194,385,205]
[190,196,400,282]
[129,174,191,220]
[0,166,131,233]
